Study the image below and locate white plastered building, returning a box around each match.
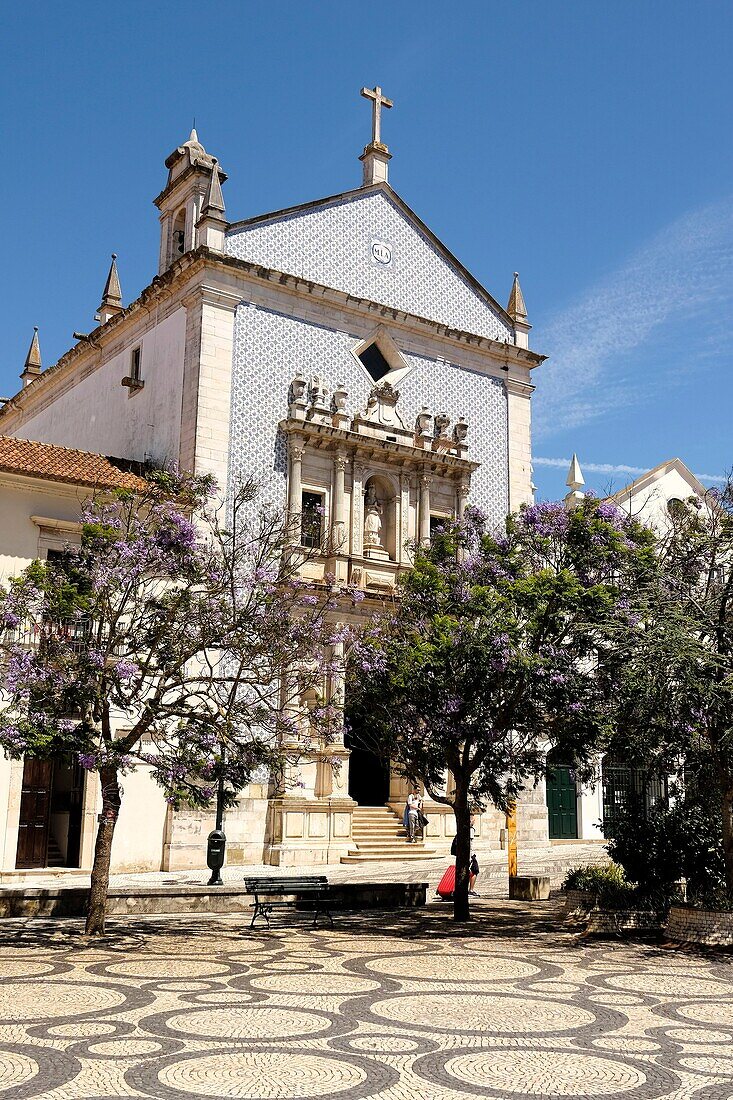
[544,454,710,844]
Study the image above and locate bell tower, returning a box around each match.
[153,128,228,274]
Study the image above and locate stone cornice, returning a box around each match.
[280,418,480,479]
[0,247,545,428]
[504,377,536,397]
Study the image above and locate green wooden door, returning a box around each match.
[546,765,578,839]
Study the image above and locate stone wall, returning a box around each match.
[666,904,733,947]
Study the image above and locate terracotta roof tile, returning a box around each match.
[0,436,147,491]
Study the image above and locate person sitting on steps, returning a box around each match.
[405,785,422,843]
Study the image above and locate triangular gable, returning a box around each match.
[225,184,514,344]
[611,458,709,507]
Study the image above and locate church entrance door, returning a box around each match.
[344,727,390,806]
[546,762,578,839]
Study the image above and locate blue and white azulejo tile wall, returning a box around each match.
[228,304,509,526]
[226,189,512,345]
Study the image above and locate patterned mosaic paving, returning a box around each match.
[1,903,732,1098]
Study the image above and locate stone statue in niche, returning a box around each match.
[363,483,389,560]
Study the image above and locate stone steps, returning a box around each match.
[343,805,437,864]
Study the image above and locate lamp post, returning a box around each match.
[206,745,226,886]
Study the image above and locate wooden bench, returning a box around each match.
[244,876,333,930]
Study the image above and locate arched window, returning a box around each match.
[171,208,186,262]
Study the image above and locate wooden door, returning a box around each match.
[546,764,578,839]
[15,759,53,868]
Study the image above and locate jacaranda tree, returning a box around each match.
[0,470,343,934]
[346,499,657,921]
[605,479,733,901]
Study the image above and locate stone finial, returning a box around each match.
[507,272,527,322]
[202,158,226,215]
[433,412,451,451]
[289,374,308,419]
[508,272,532,350]
[564,453,586,509]
[197,158,227,252]
[307,377,331,425]
[21,327,42,386]
[97,254,123,324]
[332,384,350,430]
[453,418,469,457]
[359,85,394,186]
[415,407,433,449]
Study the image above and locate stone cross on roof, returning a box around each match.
[360,85,393,147]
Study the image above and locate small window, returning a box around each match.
[301,492,324,549]
[358,342,392,382]
[122,346,144,393]
[430,515,448,539]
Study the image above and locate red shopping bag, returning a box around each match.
[436,864,456,900]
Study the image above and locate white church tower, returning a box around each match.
[154,128,228,272]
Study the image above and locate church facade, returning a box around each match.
[0,91,552,873]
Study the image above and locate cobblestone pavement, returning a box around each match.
[1,841,607,893]
[1,899,732,1099]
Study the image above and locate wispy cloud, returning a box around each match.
[534,197,733,437]
[534,456,726,484]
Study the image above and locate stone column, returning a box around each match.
[398,474,411,564]
[419,474,432,544]
[287,435,305,545]
[456,479,470,561]
[351,460,364,558]
[331,450,348,553]
[456,479,470,522]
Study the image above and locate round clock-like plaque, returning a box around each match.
[371,240,392,265]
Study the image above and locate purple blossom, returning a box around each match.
[300,595,319,607]
[519,501,569,539]
[155,511,197,553]
[352,590,365,604]
[78,753,97,770]
[114,659,140,681]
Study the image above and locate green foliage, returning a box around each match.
[606,770,726,910]
[603,480,733,898]
[562,862,648,910]
[563,862,627,892]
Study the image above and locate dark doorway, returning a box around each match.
[546,756,578,839]
[344,728,390,806]
[15,757,85,869]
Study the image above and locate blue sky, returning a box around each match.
[1,0,731,500]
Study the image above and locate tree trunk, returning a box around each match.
[452,776,472,922]
[721,779,733,900]
[85,767,121,936]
